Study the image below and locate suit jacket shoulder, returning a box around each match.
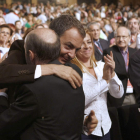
[128,47,137,57]
[103,45,118,55]
[8,40,24,55]
[99,38,109,50]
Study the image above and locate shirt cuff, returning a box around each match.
[34,65,41,79]
[110,73,122,86]
[0,92,8,99]
[100,79,109,93]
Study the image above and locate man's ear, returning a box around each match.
[29,50,35,62]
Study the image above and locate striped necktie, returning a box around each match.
[96,41,103,54]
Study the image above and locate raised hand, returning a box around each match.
[84,110,98,135]
[104,51,115,78]
[102,63,112,83]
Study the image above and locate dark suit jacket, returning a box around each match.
[94,38,109,61]
[117,104,140,140]
[129,50,140,104]
[0,40,35,88]
[0,60,85,140]
[103,45,137,107]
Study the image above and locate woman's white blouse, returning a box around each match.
[83,61,124,136]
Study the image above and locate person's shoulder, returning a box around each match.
[65,62,82,77]
[128,46,137,52]
[130,49,140,62]
[9,40,24,52]
[103,45,112,52]
[100,38,108,42]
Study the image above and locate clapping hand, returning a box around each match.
[103,51,115,82]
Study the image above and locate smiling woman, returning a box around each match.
[71,29,124,140]
[0,24,13,59]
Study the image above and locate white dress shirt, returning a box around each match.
[100,30,108,41]
[137,34,140,49]
[0,47,9,59]
[37,14,47,23]
[4,12,19,25]
[83,61,124,136]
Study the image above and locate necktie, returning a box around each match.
[96,41,103,54]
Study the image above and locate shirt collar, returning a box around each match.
[119,47,128,54]
[93,39,100,43]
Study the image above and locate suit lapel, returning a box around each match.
[113,46,127,74]
[128,47,136,57]
[99,39,108,50]
[99,39,104,50]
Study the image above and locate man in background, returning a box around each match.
[87,22,109,61]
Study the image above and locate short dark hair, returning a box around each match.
[49,14,85,38]
[15,20,21,25]
[0,24,13,35]
[25,32,60,63]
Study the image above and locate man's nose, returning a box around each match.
[119,37,123,41]
[68,50,76,59]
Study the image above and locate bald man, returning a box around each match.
[0,29,85,140]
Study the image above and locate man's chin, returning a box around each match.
[58,58,66,64]
[58,57,70,64]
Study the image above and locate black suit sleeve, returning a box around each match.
[0,96,9,114]
[0,85,39,138]
[129,50,140,103]
[0,40,36,88]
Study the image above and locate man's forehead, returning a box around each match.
[129,18,139,23]
[117,28,129,35]
[90,24,100,29]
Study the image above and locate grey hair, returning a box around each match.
[87,22,101,30]
[114,26,131,37]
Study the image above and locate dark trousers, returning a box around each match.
[81,131,110,140]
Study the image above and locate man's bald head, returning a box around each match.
[25,28,60,64]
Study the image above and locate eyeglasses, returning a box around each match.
[0,31,10,35]
[128,22,139,25]
[116,36,129,40]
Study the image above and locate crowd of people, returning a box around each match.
[0,0,140,140]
